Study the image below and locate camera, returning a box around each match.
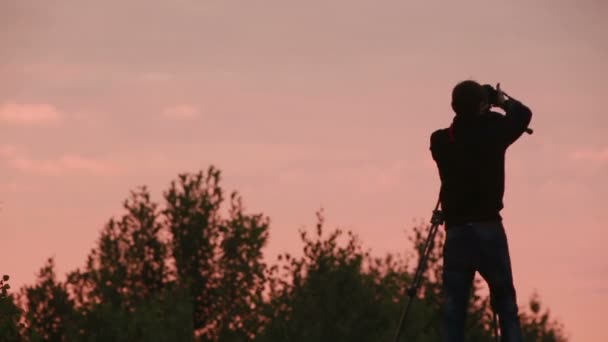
[482,84,499,106]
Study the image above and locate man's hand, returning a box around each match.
[495,83,507,108]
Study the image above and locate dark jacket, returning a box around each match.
[430,99,532,225]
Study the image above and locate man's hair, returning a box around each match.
[451,80,486,116]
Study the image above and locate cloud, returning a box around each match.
[0,145,116,176]
[568,146,608,163]
[162,105,201,120]
[140,71,174,82]
[0,145,18,157]
[277,159,410,195]
[0,103,63,125]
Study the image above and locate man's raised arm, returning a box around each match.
[499,96,533,147]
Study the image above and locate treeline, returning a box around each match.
[0,166,567,341]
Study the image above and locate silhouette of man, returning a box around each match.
[430,80,532,342]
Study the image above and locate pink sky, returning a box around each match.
[1,1,607,340]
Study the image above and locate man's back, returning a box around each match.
[434,81,533,342]
[430,100,532,225]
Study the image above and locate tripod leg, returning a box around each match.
[392,223,440,342]
[493,311,500,342]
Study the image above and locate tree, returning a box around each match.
[0,274,22,342]
[11,166,567,341]
[163,166,269,340]
[163,167,225,338]
[21,258,78,341]
[257,210,411,342]
[56,166,268,341]
[68,186,167,310]
[215,193,269,341]
[64,185,189,341]
[520,292,568,342]
[256,214,568,342]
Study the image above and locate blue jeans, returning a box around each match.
[441,221,523,342]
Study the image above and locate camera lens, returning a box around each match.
[482,84,497,105]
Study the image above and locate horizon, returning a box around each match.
[2,1,607,340]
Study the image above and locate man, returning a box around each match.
[430,80,533,342]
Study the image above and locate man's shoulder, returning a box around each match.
[430,127,450,147]
[431,127,448,137]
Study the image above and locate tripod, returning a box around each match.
[392,197,500,342]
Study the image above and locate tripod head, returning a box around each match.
[431,201,444,226]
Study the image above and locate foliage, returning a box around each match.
[520,292,568,342]
[256,210,408,342]
[1,274,23,342]
[162,167,269,340]
[21,258,78,341]
[10,166,568,341]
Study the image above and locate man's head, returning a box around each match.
[451,80,489,117]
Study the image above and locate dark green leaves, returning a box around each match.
[7,166,568,342]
